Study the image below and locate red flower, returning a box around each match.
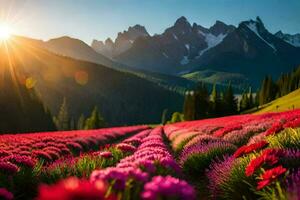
[234,141,268,158]
[245,148,282,177]
[233,145,248,158]
[245,156,265,176]
[244,141,269,154]
[37,177,116,200]
[257,165,287,190]
[265,122,283,136]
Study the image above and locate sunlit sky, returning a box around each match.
[1,0,300,44]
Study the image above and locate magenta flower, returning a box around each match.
[116,143,136,152]
[0,161,19,175]
[99,151,113,158]
[0,188,13,200]
[141,176,196,200]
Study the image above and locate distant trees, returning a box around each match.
[0,72,56,133]
[183,82,238,121]
[257,66,300,105]
[239,87,255,112]
[53,98,106,131]
[84,106,106,130]
[53,97,70,131]
[167,112,184,124]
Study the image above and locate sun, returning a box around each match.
[0,24,12,40]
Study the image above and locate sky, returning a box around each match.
[0,0,300,44]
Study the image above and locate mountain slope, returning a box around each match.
[92,25,149,58]
[108,17,300,88]
[114,16,235,74]
[275,31,300,47]
[182,70,249,89]
[253,89,300,114]
[2,36,183,126]
[186,17,300,87]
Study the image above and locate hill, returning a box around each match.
[0,36,183,128]
[253,88,300,114]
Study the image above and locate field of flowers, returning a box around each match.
[1,110,300,199]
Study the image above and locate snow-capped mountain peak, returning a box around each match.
[275,31,300,47]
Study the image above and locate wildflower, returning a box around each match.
[286,169,300,199]
[257,165,287,190]
[245,148,284,176]
[0,188,13,200]
[0,161,19,175]
[265,122,283,136]
[207,156,236,198]
[141,176,196,200]
[99,151,113,159]
[37,177,116,200]
[116,143,136,152]
[234,140,268,158]
[9,155,37,168]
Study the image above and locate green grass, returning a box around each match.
[253,89,300,114]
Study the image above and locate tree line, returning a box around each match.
[53,97,106,131]
[258,65,300,105]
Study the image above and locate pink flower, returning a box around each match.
[99,151,113,159]
[0,188,13,200]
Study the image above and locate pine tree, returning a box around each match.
[183,91,196,121]
[77,114,85,130]
[53,97,70,130]
[223,82,237,115]
[194,82,209,119]
[161,109,168,125]
[211,83,221,116]
[248,87,254,108]
[84,106,106,130]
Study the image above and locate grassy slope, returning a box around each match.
[254,89,300,114]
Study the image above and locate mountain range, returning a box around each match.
[16,16,300,90]
[93,16,300,87]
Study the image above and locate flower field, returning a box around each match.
[1,110,300,199]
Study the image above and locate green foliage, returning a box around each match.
[194,82,210,119]
[267,128,300,149]
[53,97,70,131]
[77,114,85,130]
[210,83,222,117]
[182,145,236,178]
[183,91,196,121]
[84,106,106,129]
[161,109,168,125]
[219,156,258,200]
[40,147,125,184]
[256,66,300,106]
[255,182,288,200]
[223,82,238,115]
[167,112,184,124]
[174,134,198,154]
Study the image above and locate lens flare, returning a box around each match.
[0,24,12,40]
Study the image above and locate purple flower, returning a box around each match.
[206,155,236,198]
[90,167,149,191]
[180,141,236,165]
[141,176,196,200]
[286,169,300,200]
